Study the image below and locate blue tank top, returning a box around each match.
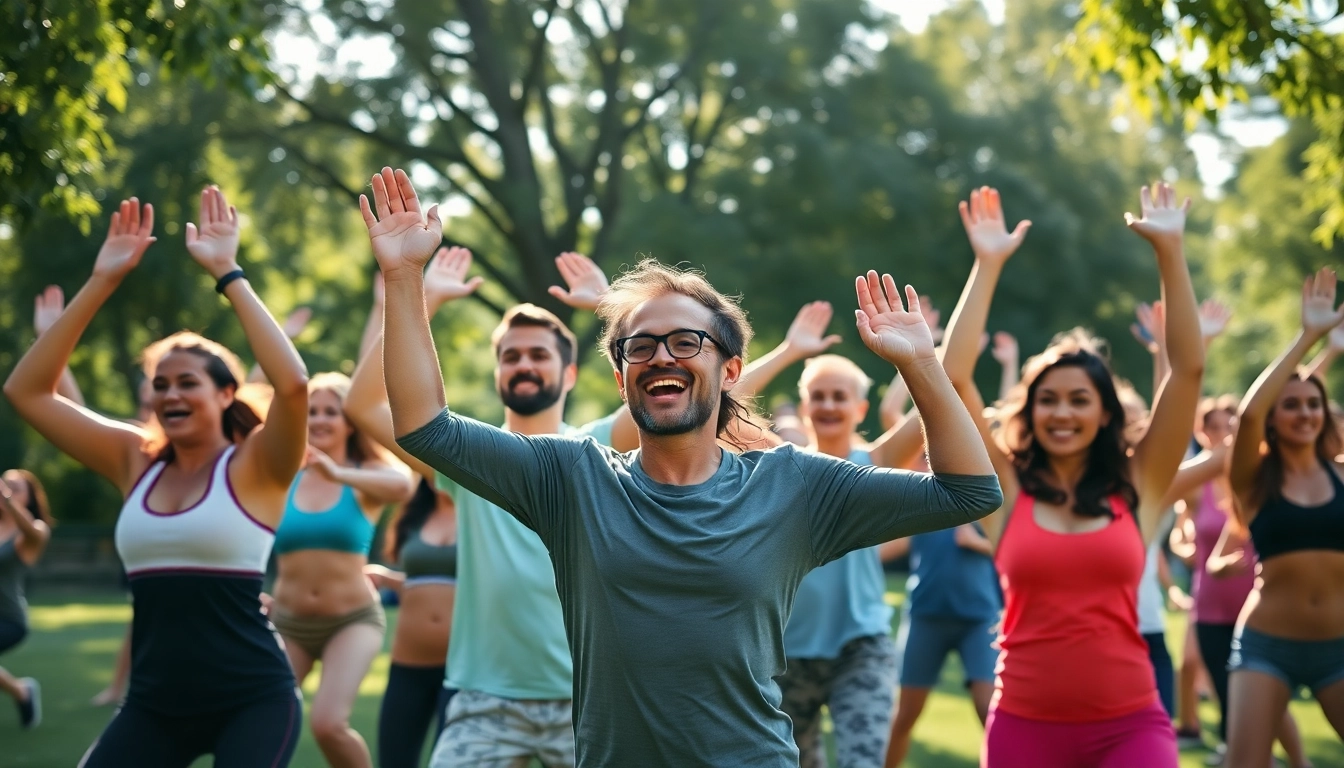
[906,524,1001,621]
[784,450,894,659]
[274,472,375,556]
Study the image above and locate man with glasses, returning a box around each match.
[363,166,1002,767]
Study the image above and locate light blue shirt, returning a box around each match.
[436,414,616,699]
[784,450,894,658]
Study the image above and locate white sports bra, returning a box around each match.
[115,446,276,576]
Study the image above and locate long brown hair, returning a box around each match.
[596,259,762,450]
[4,469,53,526]
[140,332,262,464]
[995,329,1138,519]
[1243,373,1343,515]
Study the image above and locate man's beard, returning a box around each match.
[628,375,717,437]
[500,373,562,416]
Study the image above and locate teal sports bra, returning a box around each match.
[274,472,375,556]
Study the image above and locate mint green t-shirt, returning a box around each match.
[435,414,616,700]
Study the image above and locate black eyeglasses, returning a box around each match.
[615,329,723,364]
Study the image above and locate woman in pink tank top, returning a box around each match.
[939,183,1203,768]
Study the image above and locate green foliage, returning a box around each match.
[1068,0,1344,244]
[0,0,272,227]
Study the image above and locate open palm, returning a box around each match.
[548,251,608,311]
[425,246,485,309]
[1302,267,1344,337]
[360,167,442,275]
[185,186,242,278]
[958,186,1030,266]
[785,301,843,358]
[93,198,156,280]
[33,285,66,336]
[854,271,936,368]
[1125,182,1190,249]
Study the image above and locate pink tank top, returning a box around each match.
[1191,482,1256,625]
[993,491,1156,721]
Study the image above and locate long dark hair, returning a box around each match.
[386,477,440,561]
[1245,373,1343,514]
[141,332,262,464]
[996,330,1138,519]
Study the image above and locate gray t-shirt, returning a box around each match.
[399,410,1001,767]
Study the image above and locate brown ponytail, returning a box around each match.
[141,332,261,464]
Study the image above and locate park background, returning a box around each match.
[2,0,1344,765]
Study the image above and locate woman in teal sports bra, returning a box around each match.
[366,475,458,768]
[271,371,414,768]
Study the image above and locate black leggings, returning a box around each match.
[79,689,302,768]
[1195,622,1237,741]
[378,662,455,768]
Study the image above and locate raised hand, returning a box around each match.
[425,246,485,309]
[958,186,1031,266]
[547,251,609,311]
[93,197,156,280]
[33,285,66,336]
[784,301,843,358]
[282,307,313,340]
[991,331,1018,365]
[854,271,937,368]
[1125,182,1191,250]
[1301,267,1344,338]
[1198,298,1232,342]
[1130,301,1165,354]
[360,167,442,276]
[185,186,241,279]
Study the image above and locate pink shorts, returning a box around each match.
[982,701,1177,768]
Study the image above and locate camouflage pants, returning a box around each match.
[428,689,575,768]
[779,634,899,768]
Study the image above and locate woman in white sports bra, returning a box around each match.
[3,188,310,768]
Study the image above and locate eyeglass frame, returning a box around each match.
[613,329,725,365]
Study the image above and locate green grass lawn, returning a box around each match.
[2,582,1341,767]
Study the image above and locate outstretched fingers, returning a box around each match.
[881,273,903,313]
[902,285,921,317]
[380,168,404,215]
[855,275,880,319]
[394,168,421,215]
[867,271,892,315]
[359,195,377,230]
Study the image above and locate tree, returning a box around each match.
[1069,0,1344,244]
[0,0,272,227]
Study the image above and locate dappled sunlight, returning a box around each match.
[30,603,131,631]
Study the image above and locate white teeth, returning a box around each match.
[645,379,687,392]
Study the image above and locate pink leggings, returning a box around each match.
[981,701,1177,768]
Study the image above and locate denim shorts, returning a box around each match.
[895,614,998,688]
[1228,626,1344,693]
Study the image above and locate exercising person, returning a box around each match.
[0,470,52,729]
[1225,268,1344,768]
[5,188,309,767]
[363,166,1000,766]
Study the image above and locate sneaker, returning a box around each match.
[17,677,40,729]
[1176,727,1206,749]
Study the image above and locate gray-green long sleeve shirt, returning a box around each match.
[399,409,1001,767]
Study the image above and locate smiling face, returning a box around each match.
[799,363,869,445]
[614,292,740,438]
[1,470,30,510]
[308,387,354,453]
[152,350,234,444]
[1200,407,1235,448]
[1029,365,1110,459]
[1270,378,1326,449]
[494,326,573,416]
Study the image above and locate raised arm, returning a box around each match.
[185,186,309,492]
[990,331,1019,403]
[4,200,155,492]
[33,286,86,406]
[345,248,482,481]
[1126,184,1204,539]
[856,272,993,478]
[951,376,1018,547]
[941,187,1030,387]
[734,301,842,398]
[1305,323,1344,380]
[1231,268,1344,514]
[1158,440,1229,510]
[247,307,312,384]
[1132,301,1170,400]
[360,168,449,436]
